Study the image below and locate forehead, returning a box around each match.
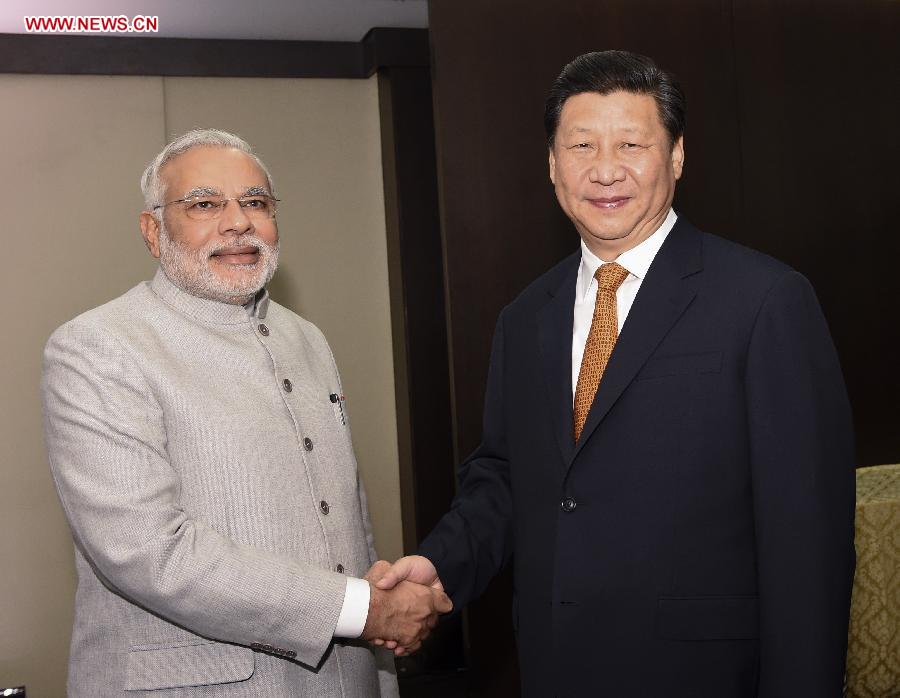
[558,90,663,133]
[160,146,267,194]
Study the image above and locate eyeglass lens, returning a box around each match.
[183,196,276,220]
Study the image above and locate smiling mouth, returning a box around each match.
[210,246,261,265]
[587,197,631,209]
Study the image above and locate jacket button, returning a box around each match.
[560,497,576,512]
[335,563,345,573]
[320,500,330,515]
[250,642,262,650]
[258,323,269,336]
[286,650,296,659]
[303,437,313,451]
[282,378,293,392]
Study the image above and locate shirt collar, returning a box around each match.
[149,267,269,325]
[577,208,678,299]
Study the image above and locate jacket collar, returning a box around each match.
[149,267,270,325]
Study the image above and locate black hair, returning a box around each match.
[544,50,685,148]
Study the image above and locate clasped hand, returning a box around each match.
[361,555,450,656]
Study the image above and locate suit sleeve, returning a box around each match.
[41,321,347,667]
[418,309,514,610]
[745,271,856,696]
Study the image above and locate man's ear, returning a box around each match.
[139,211,161,258]
[671,135,685,180]
[548,147,557,185]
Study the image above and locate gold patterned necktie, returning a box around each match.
[573,262,630,442]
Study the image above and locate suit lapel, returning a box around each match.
[570,219,704,465]
[537,255,580,466]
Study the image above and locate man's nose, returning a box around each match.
[588,150,626,185]
[219,199,254,235]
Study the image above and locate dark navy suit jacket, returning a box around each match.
[419,217,855,697]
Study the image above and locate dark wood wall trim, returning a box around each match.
[377,66,455,555]
[363,27,431,72]
[0,27,428,77]
[378,64,465,679]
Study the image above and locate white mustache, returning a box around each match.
[205,235,276,257]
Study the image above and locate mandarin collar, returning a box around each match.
[149,267,269,325]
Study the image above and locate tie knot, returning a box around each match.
[594,262,629,291]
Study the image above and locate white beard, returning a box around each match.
[158,225,279,305]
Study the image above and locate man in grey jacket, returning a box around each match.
[41,129,449,697]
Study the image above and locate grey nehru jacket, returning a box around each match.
[42,268,398,697]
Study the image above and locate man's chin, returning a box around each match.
[179,267,270,304]
[209,262,266,284]
[210,278,267,302]
[216,264,277,299]
[578,228,634,250]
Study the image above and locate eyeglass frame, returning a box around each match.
[152,193,281,220]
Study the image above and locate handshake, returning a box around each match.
[359,555,452,656]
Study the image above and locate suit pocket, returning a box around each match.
[637,350,723,380]
[657,596,759,641]
[124,638,255,691]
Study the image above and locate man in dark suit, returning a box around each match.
[372,51,855,696]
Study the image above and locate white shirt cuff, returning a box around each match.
[333,577,370,638]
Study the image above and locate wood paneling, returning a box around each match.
[731,0,899,464]
[378,63,466,678]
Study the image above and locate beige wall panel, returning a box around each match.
[0,74,164,696]
[162,76,402,562]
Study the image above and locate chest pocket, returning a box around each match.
[636,350,723,380]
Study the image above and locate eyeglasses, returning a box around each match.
[153,194,279,221]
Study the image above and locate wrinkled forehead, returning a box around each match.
[554,89,674,148]
[160,146,270,198]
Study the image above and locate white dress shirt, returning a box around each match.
[572,209,678,396]
[335,577,370,637]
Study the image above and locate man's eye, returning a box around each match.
[241,197,267,209]
[570,143,591,150]
[622,143,641,149]
[190,199,220,210]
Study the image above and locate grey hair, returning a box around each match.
[140,128,275,210]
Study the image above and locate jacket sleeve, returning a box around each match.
[41,320,348,667]
[418,309,514,610]
[745,271,856,696]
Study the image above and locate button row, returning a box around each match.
[258,326,299,407]
[249,642,296,659]
[278,382,314,450]
[277,370,330,519]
